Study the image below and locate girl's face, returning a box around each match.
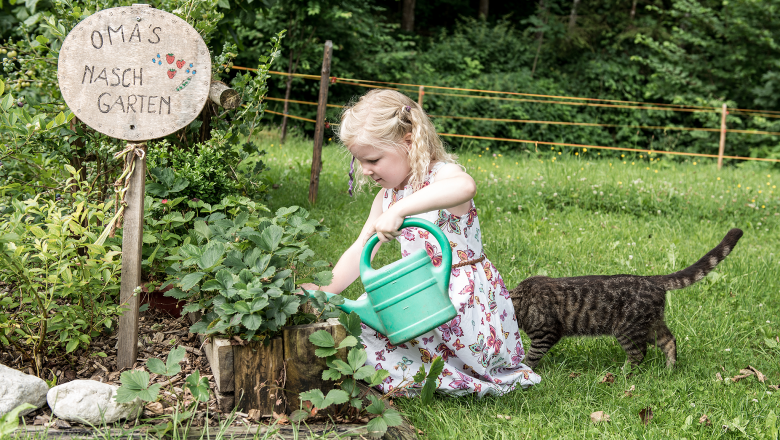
[350,140,412,190]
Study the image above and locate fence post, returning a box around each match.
[308,40,333,204]
[418,86,424,108]
[117,144,146,370]
[718,103,727,170]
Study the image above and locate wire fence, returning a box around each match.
[232,65,780,164]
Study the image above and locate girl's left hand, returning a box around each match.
[370,207,404,243]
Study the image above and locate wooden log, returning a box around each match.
[282,318,346,411]
[308,40,333,204]
[234,338,285,416]
[418,86,424,108]
[209,81,241,109]
[117,144,146,370]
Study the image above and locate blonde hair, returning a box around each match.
[339,89,457,191]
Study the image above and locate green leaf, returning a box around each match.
[217,0,229,8]
[198,243,225,269]
[308,330,335,348]
[0,78,4,96]
[257,225,283,252]
[116,370,160,403]
[365,395,385,415]
[366,416,388,437]
[353,365,376,381]
[368,369,390,387]
[765,338,779,349]
[315,347,338,357]
[413,365,426,384]
[339,311,362,338]
[185,370,210,402]
[420,356,444,404]
[179,272,205,291]
[165,347,186,376]
[146,358,167,375]
[193,221,212,240]
[66,338,79,353]
[0,403,36,436]
[241,313,263,330]
[382,408,404,427]
[322,368,341,381]
[216,269,234,290]
[233,300,250,314]
[337,336,358,349]
[331,359,353,375]
[1,94,13,112]
[325,389,349,405]
[347,347,368,371]
[299,389,326,408]
[201,279,223,291]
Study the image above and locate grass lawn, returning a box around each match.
[255,129,779,439]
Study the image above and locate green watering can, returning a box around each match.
[309,218,456,345]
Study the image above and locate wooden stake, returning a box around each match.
[117,144,146,370]
[308,40,333,204]
[418,85,424,108]
[718,103,727,170]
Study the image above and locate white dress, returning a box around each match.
[360,162,541,397]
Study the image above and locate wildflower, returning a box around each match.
[629,255,633,259]
[493,154,497,157]
[479,155,482,157]
[328,138,332,141]
[583,148,587,152]
[738,184,742,188]
[161,199,168,204]
[621,154,625,157]
[762,205,766,208]
[693,162,697,165]
[499,154,502,157]
[575,152,579,156]
[558,152,561,155]
[717,177,721,180]
[631,162,635,165]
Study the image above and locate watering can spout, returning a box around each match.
[303,290,386,334]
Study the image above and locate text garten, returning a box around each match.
[97,93,170,114]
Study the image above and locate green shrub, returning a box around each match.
[0,166,124,375]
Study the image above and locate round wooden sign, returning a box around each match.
[57,5,211,141]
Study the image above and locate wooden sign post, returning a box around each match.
[57,4,212,369]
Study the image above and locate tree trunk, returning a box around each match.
[401,0,415,32]
[280,48,294,144]
[479,0,489,19]
[630,0,638,21]
[568,0,581,30]
[531,0,547,78]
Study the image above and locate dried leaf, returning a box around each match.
[747,366,766,383]
[639,407,653,426]
[699,414,711,426]
[272,411,289,425]
[731,373,753,382]
[496,414,512,420]
[716,372,723,381]
[33,415,50,426]
[590,411,611,423]
[768,385,779,391]
[599,372,615,384]
[569,372,580,378]
[145,402,164,415]
[53,419,71,429]
[624,385,636,397]
[247,409,262,421]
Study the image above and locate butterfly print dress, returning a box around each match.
[360,162,541,397]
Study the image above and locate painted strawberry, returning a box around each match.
[176,59,185,69]
[166,53,175,64]
[167,69,176,79]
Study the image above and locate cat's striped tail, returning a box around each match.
[656,228,743,291]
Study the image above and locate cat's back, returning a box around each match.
[513,274,667,335]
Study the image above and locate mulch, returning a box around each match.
[2,309,249,429]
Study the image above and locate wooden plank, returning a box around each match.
[117,145,146,370]
[418,85,424,108]
[282,318,345,411]
[234,338,285,415]
[205,338,234,392]
[308,40,333,204]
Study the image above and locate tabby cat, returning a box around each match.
[510,229,743,368]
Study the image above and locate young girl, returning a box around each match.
[303,89,540,397]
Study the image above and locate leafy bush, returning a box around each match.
[0,166,123,375]
[164,202,331,341]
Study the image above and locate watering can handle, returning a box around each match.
[360,217,452,284]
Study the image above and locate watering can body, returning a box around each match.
[310,218,456,345]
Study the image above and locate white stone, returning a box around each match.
[0,364,48,417]
[47,380,142,425]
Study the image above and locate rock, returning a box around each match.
[0,364,48,417]
[47,380,142,425]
